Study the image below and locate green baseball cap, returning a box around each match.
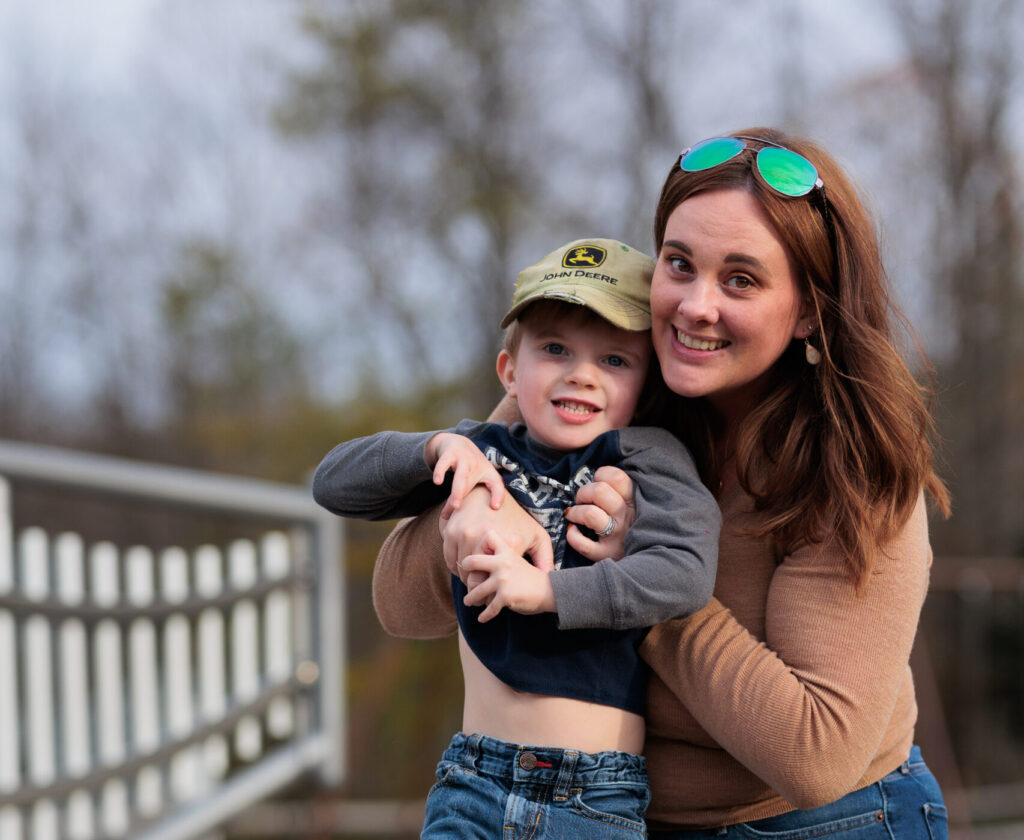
[500,238,654,331]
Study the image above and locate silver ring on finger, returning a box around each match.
[598,515,616,538]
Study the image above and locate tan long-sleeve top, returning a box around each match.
[372,479,934,830]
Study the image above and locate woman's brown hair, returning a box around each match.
[651,127,950,589]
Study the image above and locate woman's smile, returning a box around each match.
[674,331,731,352]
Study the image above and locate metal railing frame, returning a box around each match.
[0,439,345,840]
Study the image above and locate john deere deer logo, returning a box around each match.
[562,245,607,268]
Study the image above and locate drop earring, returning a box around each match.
[803,321,821,365]
[805,339,821,365]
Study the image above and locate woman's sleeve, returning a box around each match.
[371,506,458,638]
[371,396,522,639]
[639,494,933,808]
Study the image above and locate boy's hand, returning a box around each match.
[425,433,505,511]
[460,531,556,622]
[440,486,555,583]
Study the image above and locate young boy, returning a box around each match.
[313,238,720,839]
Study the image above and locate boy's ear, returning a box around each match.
[496,349,517,398]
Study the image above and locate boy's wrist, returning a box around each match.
[540,571,557,613]
[423,432,445,467]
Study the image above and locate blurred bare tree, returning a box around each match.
[275,0,538,418]
[273,0,690,420]
[890,0,1024,558]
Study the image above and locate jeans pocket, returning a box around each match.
[739,809,887,838]
[426,759,472,797]
[571,782,650,832]
[923,802,948,840]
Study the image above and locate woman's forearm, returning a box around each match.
[641,496,932,808]
[372,396,521,638]
[372,507,457,638]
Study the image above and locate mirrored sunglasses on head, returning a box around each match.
[678,135,824,198]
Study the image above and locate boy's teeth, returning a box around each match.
[677,331,728,351]
[555,400,596,414]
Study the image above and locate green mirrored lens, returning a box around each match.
[680,137,745,172]
[755,147,819,196]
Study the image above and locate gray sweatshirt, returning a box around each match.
[313,420,719,632]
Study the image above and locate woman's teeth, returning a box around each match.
[677,331,729,351]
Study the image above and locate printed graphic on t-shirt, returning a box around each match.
[483,447,594,570]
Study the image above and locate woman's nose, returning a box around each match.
[677,279,719,324]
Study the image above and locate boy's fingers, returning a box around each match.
[485,475,506,509]
[480,529,506,555]
[432,459,448,485]
[465,570,488,591]
[462,569,495,606]
[528,534,554,571]
[447,469,469,509]
[476,596,503,623]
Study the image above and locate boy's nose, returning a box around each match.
[566,360,599,387]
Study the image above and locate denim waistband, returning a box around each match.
[445,732,648,790]
[650,745,936,839]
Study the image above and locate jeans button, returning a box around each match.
[519,752,538,771]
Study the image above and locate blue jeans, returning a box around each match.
[650,746,947,839]
[422,732,650,839]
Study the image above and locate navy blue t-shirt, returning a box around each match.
[454,423,648,715]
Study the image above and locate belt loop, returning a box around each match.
[466,733,482,769]
[716,827,729,836]
[553,751,578,801]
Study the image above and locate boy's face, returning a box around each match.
[497,312,651,450]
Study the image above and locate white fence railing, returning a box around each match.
[0,441,345,840]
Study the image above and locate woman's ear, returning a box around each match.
[496,349,517,398]
[793,318,817,340]
[794,295,818,339]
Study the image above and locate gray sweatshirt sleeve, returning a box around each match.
[312,418,491,520]
[548,426,720,630]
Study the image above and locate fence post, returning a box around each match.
[314,509,346,787]
[0,477,21,840]
[0,440,347,839]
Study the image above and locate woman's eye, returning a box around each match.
[725,275,754,290]
[667,255,692,273]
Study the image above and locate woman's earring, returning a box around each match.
[805,339,822,366]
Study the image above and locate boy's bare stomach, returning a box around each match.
[458,632,645,755]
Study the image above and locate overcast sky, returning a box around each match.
[0,1,945,411]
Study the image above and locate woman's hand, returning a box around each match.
[439,485,554,585]
[565,465,636,561]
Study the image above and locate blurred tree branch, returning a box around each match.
[890,0,1024,557]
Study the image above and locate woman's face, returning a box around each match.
[650,188,809,425]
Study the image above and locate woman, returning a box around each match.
[373,128,951,838]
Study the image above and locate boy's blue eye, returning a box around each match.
[605,356,625,367]
[543,343,566,355]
